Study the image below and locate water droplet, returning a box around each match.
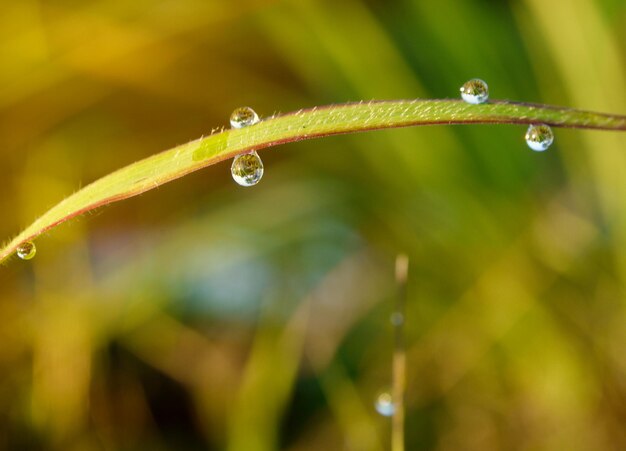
[17,241,36,260]
[231,151,264,186]
[525,124,554,151]
[230,106,260,129]
[460,79,489,104]
[375,391,395,417]
[390,312,404,326]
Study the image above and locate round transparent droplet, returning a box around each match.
[375,392,396,417]
[525,124,554,152]
[231,151,264,187]
[390,312,404,326]
[460,79,489,104]
[17,241,36,260]
[230,106,260,129]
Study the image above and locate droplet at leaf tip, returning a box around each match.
[16,241,36,260]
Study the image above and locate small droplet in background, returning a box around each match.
[231,151,264,187]
[16,241,36,260]
[390,312,404,326]
[375,391,396,417]
[230,106,260,129]
[460,78,489,104]
[525,124,554,151]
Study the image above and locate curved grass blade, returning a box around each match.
[2,99,625,264]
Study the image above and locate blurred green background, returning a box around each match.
[1,0,625,450]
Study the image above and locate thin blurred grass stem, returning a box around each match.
[392,254,408,451]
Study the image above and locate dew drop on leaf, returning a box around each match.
[375,391,396,417]
[230,106,260,129]
[16,241,36,260]
[231,151,264,187]
[525,124,554,151]
[460,78,489,104]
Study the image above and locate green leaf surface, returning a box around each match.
[2,99,625,264]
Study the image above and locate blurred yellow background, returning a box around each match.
[0,0,625,450]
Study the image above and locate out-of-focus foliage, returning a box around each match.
[0,0,624,450]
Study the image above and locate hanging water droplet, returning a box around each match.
[460,79,489,104]
[230,106,260,129]
[16,241,36,260]
[525,124,554,152]
[375,391,396,417]
[231,151,264,187]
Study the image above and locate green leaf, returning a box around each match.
[2,99,625,264]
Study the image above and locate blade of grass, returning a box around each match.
[392,254,408,451]
[2,98,625,264]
